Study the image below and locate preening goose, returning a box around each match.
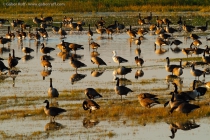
[138,93,160,108]
[112,50,128,66]
[91,56,107,68]
[82,99,100,113]
[114,77,133,101]
[43,100,66,122]
[89,41,100,51]
[84,88,102,100]
[48,78,59,102]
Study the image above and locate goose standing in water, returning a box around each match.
[91,56,107,68]
[84,88,102,100]
[112,50,128,66]
[190,64,205,80]
[82,99,100,113]
[165,57,183,75]
[43,100,66,122]
[69,57,86,73]
[114,77,133,101]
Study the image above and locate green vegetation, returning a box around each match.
[1,0,210,14]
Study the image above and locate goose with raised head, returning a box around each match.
[43,100,66,122]
[58,22,67,38]
[138,93,160,108]
[135,56,144,67]
[202,49,210,64]
[196,21,208,32]
[48,78,59,102]
[165,22,178,36]
[91,56,107,68]
[112,50,128,66]
[165,57,182,75]
[144,12,152,24]
[138,13,145,26]
[69,57,86,73]
[114,77,133,101]
[87,24,93,39]
[83,99,100,113]
[40,43,55,55]
[190,64,205,80]
[135,36,141,47]
[95,24,106,35]
[126,25,136,38]
[97,17,105,28]
[84,88,102,100]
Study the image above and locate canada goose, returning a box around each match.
[149,24,157,32]
[190,33,200,40]
[70,73,87,85]
[0,36,11,47]
[177,16,182,25]
[135,47,141,57]
[41,56,52,70]
[204,45,210,55]
[193,47,204,56]
[170,39,182,47]
[22,47,34,55]
[113,66,132,78]
[154,37,168,48]
[156,16,163,27]
[68,19,78,29]
[15,19,24,25]
[0,59,9,73]
[95,24,106,36]
[165,22,178,36]
[190,39,202,48]
[126,25,136,38]
[202,50,210,64]
[97,17,105,28]
[135,56,144,67]
[138,13,146,26]
[190,64,205,80]
[35,30,41,41]
[5,26,12,39]
[52,25,59,34]
[165,57,182,75]
[107,21,117,30]
[38,28,48,40]
[43,100,66,122]
[105,27,114,37]
[28,27,36,40]
[112,50,128,66]
[135,36,141,47]
[182,21,195,32]
[114,77,133,101]
[83,99,100,113]
[91,56,107,68]
[138,93,160,108]
[197,21,208,32]
[159,33,171,41]
[40,43,55,55]
[58,22,67,38]
[33,17,43,26]
[89,41,100,51]
[169,102,200,116]
[69,57,86,73]
[69,43,84,53]
[41,15,53,23]
[136,28,148,37]
[155,24,166,35]
[182,47,194,58]
[48,78,59,102]
[87,24,93,39]
[84,88,102,100]
[172,59,183,77]
[8,50,20,69]
[144,12,152,24]
[116,22,125,33]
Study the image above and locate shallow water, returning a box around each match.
[1,12,210,139]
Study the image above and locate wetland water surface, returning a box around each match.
[0,12,210,139]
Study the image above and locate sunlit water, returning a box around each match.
[1,12,210,139]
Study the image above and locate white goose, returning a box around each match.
[112,50,128,66]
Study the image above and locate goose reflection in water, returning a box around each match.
[40,55,55,61]
[91,69,105,77]
[168,119,200,139]
[70,73,87,85]
[44,120,65,131]
[165,75,183,90]
[83,117,100,128]
[41,69,52,80]
[170,46,182,54]
[135,69,144,79]
[8,69,21,87]
[90,51,100,57]
[22,54,34,62]
[0,46,10,54]
[154,45,169,55]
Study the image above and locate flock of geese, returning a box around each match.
[0,12,210,126]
